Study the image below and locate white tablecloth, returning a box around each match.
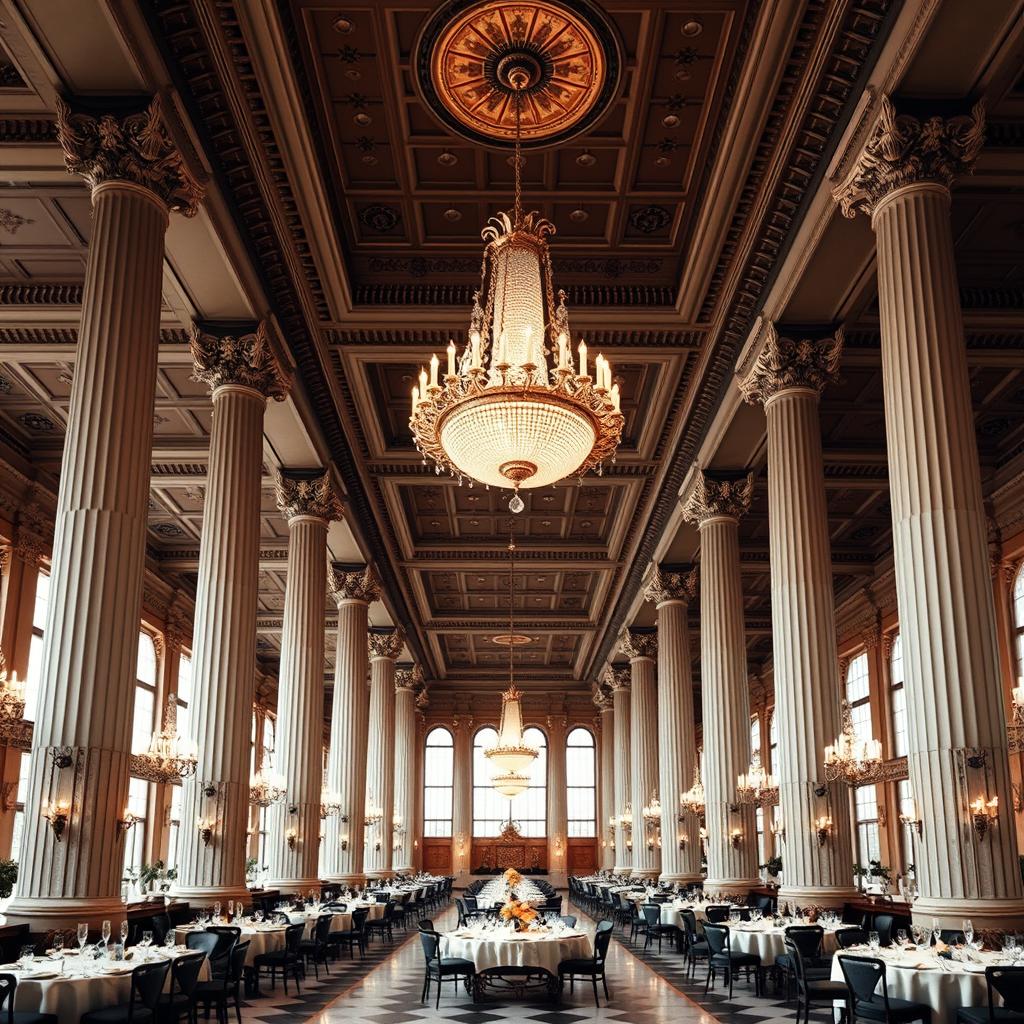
[728,924,841,961]
[174,924,286,966]
[659,903,712,928]
[475,878,545,906]
[7,948,209,1024]
[442,930,591,976]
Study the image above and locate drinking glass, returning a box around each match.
[120,921,129,944]
[912,924,926,946]
[213,902,221,920]
[101,920,111,949]
[227,900,234,919]
[19,944,35,968]
[53,933,64,955]
[896,929,908,947]
[141,931,153,957]
[932,918,942,946]
[77,923,89,953]
[868,931,880,951]
[963,919,974,946]
[165,931,176,950]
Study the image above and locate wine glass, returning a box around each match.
[227,900,234,920]
[101,920,111,951]
[141,930,153,950]
[896,929,909,947]
[165,931,176,950]
[77,923,89,955]
[19,944,35,969]
[52,933,64,956]
[213,901,221,921]
[932,918,942,946]
[963,919,974,946]
[120,920,129,945]
[868,931,881,952]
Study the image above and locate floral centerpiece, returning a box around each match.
[499,898,538,932]
[503,867,523,896]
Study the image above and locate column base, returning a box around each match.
[612,864,632,876]
[365,870,392,880]
[910,896,1024,933]
[704,877,761,897]
[392,863,413,874]
[661,873,704,885]
[322,874,366,886]
[171,883,251,906]
[778,884,860,911]
[630,868,660,880]
[5,895,129,931]
[265,878,323,896]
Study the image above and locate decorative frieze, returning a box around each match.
[643,565,697,606]
[275,471,343,524]
[327,563,380,605]
[739,322,844,405]
[190,322,290,400]
[681,470,754,525]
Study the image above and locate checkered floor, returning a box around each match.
[228,898,830,1024]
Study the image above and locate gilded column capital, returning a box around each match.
[275,471,343,524]
[833,95,985,219]
[12,525,47,568]
[395,665,423,692]
[415,687,430,711]
[328,563,380,606]
[619,629,657,660]
[55,94,204,216]
[593,684,613,712]
[644,565,697,606]
[191,322,290,401]
[606,666,631,692]
[681,469,754,526]
[368,628,404,661]
[739,322,843,405]
[164,601,193,652]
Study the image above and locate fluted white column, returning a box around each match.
[740,326,857,909]
[452,716,473,881]
[266,473,340,893]
[622,632,660,879]
[323,568,378,881]
[610,670,632,874]
[365,629,402,878]
[835,97,1024,929]
[645,568,703,882]
[683,472,760,895]
[546,715,569,886]
[8,97,203,928]
[393,668,421,873]
[594,687,615,870]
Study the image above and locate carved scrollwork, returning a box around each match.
[644,564,697,606]
[739,322,843,405]
[368,628,404,661]
[681,470,754,526]
[275,471,343,523]
[191,321,290,401]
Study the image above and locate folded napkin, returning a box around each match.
[22,969,60,980]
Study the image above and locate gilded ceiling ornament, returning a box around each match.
[328,562,381,605]
[275,471,343,523]
[55,94,205,216]
[643,565,697,606]
[368,628,404,660]
[619,629,657,660]
[681,469,754,525]
[190,322,290,400]
[738,322,844,405]
[0,209,33,235]
[833,95,985,219]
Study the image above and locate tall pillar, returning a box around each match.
[682,471,760,896]
[739,325,857,909]
[645,567,703,883]
[266,473,341,893]
[393,666,421,873]
[451,716,473,882]
[174,325,288,902]
[621,631,660,879]
[546,714,568,886]
[0,494,48,681]
[7,97,203,928]
[834,97,1024,929]
[594,685,615,870]
[322,566,379,883]
[609,669,632,874]
[365,628,403,878]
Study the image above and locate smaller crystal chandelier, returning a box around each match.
[616,804,633,832]
[642,794,662,824]
[0,649,25,724]
[736,752,779,806]
[321,788,342,818]
[135,696,198,784]
[824,700,883,785]
[250,769,287,807]
[364,796,384,827]
[680,757,705,815]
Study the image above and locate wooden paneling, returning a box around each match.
[422,837,452,873]
[567,838,597,874]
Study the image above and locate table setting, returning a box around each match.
[442,916,592,977]
[174,907,288,966]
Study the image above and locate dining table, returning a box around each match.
[173,920,287,966]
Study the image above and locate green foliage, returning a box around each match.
[0,859,17,899]
[760,855,783,877]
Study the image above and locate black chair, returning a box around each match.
[418,929,475,1009]
[640,904,667,953]
[873,914,896,947]
[560,915,578,929]
[204,928,241,980]
[940,930,967,946]
[786,937,849,1024]
[681,910,709,979]
[956,966,1024,1024]
[558,920,613,1007]
[705,905,731,924]
[775,925,828,997]
[365,902,397,945]
[193,941,249,1024]
[155,950,206,1024]
[837,928,869,949]
[328,907,368,960]
[838,955,932,1024]
[298,915,332,979]
[0,975,58,1024]
[704,924,763,998]
[252,923,304,996]
[150,914,173,947]
[81,961,170,1024]
[184,932,219,960]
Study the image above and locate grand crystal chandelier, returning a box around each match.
[409,70,624,513]
[736,751,778,806]
[250,769,287,807]
[680,756,705,816]
[135,696,198,785]
[0,648,26,724]
[824,699,883,785]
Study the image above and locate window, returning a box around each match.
[566,728,596,837]
[473,726,547,837]
[889,633,908,758]
[261,714,276,774]
[768,711,778,772]
[1013,564,1024,678]
[423,727,454,837]
[844,652,873,742]
[176,652,193,750]
[854,784,881,865]
[122,776,150,885]
[24,570,50,722]
[10,751,31,863]
[750,715,761,756]
[755,805,766,864]
[132,632,157,755]
[897,778,917,872]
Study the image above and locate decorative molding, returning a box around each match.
[275,470,343,523]
[190,321,290,400]
[350,281,677,308]
[739,322,844,404]
[643,564,697,606]
[681,470,754,525]
[0,209,33,235]
[368,628,404,660]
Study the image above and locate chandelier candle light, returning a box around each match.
[680,756,706,815]
[250,769,287,807]
[409,71,624,513]
[0,648,26,724]
[824,699,883,785]
[135,695,198,784]
[736,752,778,806]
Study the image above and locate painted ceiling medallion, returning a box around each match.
[416,0,621,149]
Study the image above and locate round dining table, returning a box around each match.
[174,921,286,966]
[726,921,842,960]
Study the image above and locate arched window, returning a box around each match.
[566,728,596,837]
[473,725,547,837]
[1014,564,1024,676]
[844,651,873,742]
[750,714,761,755]
[132,632,157,755]
[424,727,454,837]
[889,633,908,758]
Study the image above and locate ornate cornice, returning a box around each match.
[739,322,843,405]
[833,95,985,218]
[368,628,404,661]
[191,321,290,400]
[619,628,657,660]
[275,471,343,523]
[55,94,204,216]
[644,565,697,606]
[681,470,754,526]
[328,563,380,605]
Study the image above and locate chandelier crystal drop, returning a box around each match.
[680,757,705,816]
[0,648,26,724]
[249,769,287,807]
[824,699,883,785]
[409,75,624,512]
[736,751,778,806]
[135,696,198,784]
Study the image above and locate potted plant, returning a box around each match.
[760,855,783,886]
[0,859,17,913]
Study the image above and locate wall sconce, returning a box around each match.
[197,816,216,846]
[116,810,140,837]
[340,834,349,851]
[319,832,326,844]
[413,839,418,848]
[899,801,923,836]
[625,838,633,850]
[374,841,381,852]
[678,835,688,850]
[729,828,742,849]
[50,747,74,770]
[814,816,833,846]
[698,826,708,842]
[286,828,298,851]
[771,817,786,843]
[970,795,998,839]
[42,798,71,842]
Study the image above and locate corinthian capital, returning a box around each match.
[191,322,290,400]
[681,470,754,526]
[276,471,343,523]
[592,685,613,712]
[833,95,985,219]
[619,629,657,660]
[55,94,204,216]
[605,666,630,692]
[644,565,697,606]
[328,563,381,605]
[395,665,423,691]
[368,628,404,660]
[739,322,843,405]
